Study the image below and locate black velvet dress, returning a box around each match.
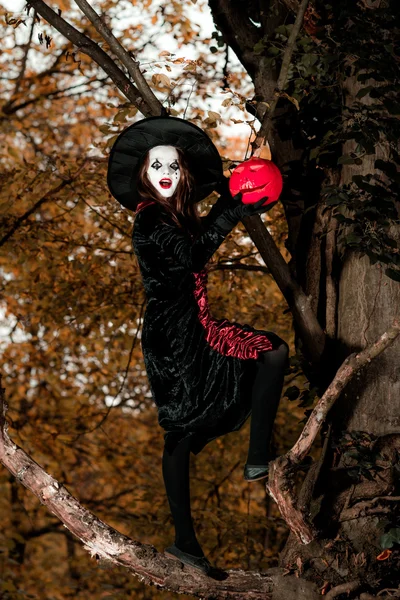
[132,198,275,454]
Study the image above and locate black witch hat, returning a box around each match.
[107,116,223,211]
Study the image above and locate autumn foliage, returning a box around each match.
[0,2,302,598]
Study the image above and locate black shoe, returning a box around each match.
[165,544,227,580]
[244,463,270,482]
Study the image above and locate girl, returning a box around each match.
[108,117,289,575]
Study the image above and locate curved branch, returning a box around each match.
[73,0,162,115]
[0,379,282,598]
[27,0,158,116]
[266,320,400,544]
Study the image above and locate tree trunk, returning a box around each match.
[279,70,400,592]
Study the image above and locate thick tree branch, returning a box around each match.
[73,0,162,115]
[0,379,286,599]
[220,0,325,364]
[27,0,159,117]
[242,215,326,364]
[266,320,400,544]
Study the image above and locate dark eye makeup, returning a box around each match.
[150,159,179,171]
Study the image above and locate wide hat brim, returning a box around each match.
[107,116,223,210]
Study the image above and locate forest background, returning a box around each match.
[0,0,399,599]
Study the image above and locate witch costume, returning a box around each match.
[108,117,289,575]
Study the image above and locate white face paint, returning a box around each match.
[146,146,181,198]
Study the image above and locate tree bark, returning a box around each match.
[334,73,400,434]
[278,59,400,593]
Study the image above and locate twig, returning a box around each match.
[251,0,310,153]
[325,580,360,600]
[0,162,87,247]
[339,496,400,523]
[73,0,162,115]
[75,301,146,438]
[12,8,36,98]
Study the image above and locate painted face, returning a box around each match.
[146,146,181,198]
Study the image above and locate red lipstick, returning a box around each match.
[159,178,172,189]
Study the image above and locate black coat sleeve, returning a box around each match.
[200,194,231,230]
[149,199,239,273]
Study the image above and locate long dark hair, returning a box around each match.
[137,147,202,237]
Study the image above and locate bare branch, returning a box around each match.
[2,76,108,115]
[0,162,87,248]
[73,0,162,115]
[27,0,158,116]
[289,321,400,463]
[266,320,400,544]
[12,9,36,98]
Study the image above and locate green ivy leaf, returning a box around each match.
[344,234,362,245]
[338,155,356,165]
[380,528,400,550]
[253,38,268,54]
[356,86,374,99]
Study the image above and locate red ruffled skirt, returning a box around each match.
[193,270,272,360]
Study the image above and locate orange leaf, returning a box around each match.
[377,549,392,561]
[320,581,330,595]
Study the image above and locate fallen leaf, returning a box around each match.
[377,549,392,561]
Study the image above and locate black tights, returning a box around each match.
[162,435,204,556]
[246,341,289,464]
[162,340,288,557]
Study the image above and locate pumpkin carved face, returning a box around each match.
[229,157,283,205]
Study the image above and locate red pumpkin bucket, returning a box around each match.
[229,157,283,206]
